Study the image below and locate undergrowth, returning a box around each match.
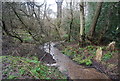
[62,45,117,66]
[62,46,96,66]
[1,56,66,79]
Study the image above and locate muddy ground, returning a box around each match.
[2,36,56,79]
[2,36,56,64]
[55,41,119,80]
[2,36,119,80]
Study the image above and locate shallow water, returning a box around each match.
[41,42,85,77]
[40,42,111,80]
[42,42,70,74]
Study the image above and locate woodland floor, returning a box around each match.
[2,36,119,80]
[2,36,56,64]
[2,36,66,79]
[55,41,119,80]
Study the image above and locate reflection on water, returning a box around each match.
[43,42,56,60]
[40,42,113,80]
[42,41,70,75]
[42,42,83,78]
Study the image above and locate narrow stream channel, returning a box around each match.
[40,41,112,80]
[43,42,70,73]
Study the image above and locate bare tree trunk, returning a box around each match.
[38,7,40,19]
[79,1,85,46]
[89,2,103,38]
[56,1,63,28]
[43,3,47,20]
[98,3,114,44]
[68,1,73,42]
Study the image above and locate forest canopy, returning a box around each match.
[2,1,120,46]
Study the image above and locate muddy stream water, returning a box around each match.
[40,42,112,80]
[41,42,73,75]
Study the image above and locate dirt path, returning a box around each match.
[42,42,112,80]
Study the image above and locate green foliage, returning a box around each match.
[23,36,33,42]
[21,32,33,42]
[86,46,96,56]
[62,11,80,41]
[95,2,119,44]
[73,55,93,66]
[62,46,94,66]
[101,46,107,50]
[63,34,69,38]
[62,47,77,57]
[2,56,66,79]
[8,75,17,79]
[13,30,34,43]
[19,68,25,75]
[102,52,112,61]
[86,45,95,50]
[62,34,69,40]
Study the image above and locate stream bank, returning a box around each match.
[2,36,65,79]
[41,41,114,80]
[52,41,119,80]
[2,36,118,80]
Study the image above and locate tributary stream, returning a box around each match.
[40,41,111,80]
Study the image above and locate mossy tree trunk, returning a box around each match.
[89,2,103,39]
[79,1,85,46]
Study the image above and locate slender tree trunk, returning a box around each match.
[43,3,47,20]
[89,2,103,38]
[68,1,73,42]
[55,1,63,39]
[38,7,40,19]
[79,1,85,46]
[56,1,63,28]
